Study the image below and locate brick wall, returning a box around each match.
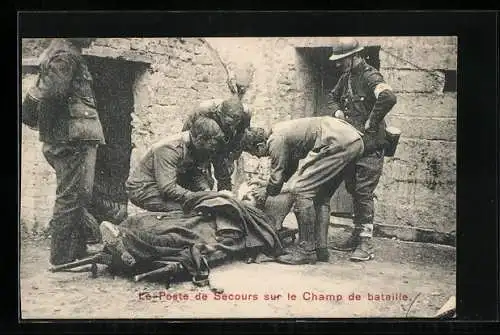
[20,37,457,235]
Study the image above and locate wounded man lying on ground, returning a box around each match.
[56,188,286,287]
[240,116,369,265]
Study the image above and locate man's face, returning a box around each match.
[334,56,353,73]
[192,137,221,160]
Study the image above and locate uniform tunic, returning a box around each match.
[126,132,214,212]
[266,116,365,203]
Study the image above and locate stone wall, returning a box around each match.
[20,38,230,232]
[360,37,457,233]
[20,36,457,235]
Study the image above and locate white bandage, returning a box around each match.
[374,83,393,99]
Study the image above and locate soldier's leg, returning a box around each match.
[79,144,102,243]
[331,162,362,252]
[277,140,363,265]
[349,149,385,261]
[43,143,97,265]
[264,192,295,231]
[314,175,343,262]
[129,193,183,213]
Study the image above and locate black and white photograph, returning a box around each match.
[20,34,457,319]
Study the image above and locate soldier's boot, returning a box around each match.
[276,201,317,265]
[315,203,330,262]
[99,221,136,267]
[331,228,362,252]
[350,236,375,262]
[49,221,74,266]
[49,215,88,265]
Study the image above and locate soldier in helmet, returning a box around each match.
[21,38,106,265]
[182,96,251,192]
[327,37,398,261]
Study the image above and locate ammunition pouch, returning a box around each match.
[383,126,402,157]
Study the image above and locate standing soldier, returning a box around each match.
[327,37,397,261]
[22,38,106,265]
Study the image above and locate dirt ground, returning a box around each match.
[20,225,456,320]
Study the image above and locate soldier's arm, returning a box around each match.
[212,154,233,191]
[364,71,397,131]
[266,135,290,197]
[37,52,78,101]
[154,145,195,204]
[229,108,252,161]
[327,74,345,114]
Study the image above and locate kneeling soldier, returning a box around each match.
[126,117,226,212]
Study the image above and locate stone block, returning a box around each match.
[379,44,457,70]
[382,138,456,185]
[384,69,445,93]
[390,93,456,118]
[107,38,132,50]
[193,54,214,65]
[146,42,169,55]
[386,115,456,141]
[374,179,456,233]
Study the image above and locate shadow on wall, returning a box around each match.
[85,55,149,223]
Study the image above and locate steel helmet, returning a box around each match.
[329,37,364,61]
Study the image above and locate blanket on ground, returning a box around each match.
[110,192,284,282]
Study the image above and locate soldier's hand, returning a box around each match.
[334,110,345,119]
[251,187,268,208]
[248,179,267,188]
[218,190,235,197]
[364,119,371,131]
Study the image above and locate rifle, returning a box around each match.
[49,252,113,278]
[134,261,183,284]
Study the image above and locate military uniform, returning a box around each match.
[22,39,106,265]
[125,132,215,212]
[182,98,251,191]
[327,38,397,261]
[264,117,365,264]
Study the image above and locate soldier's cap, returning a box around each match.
[329,37,364,61]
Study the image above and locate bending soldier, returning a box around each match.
[240,116,368,265]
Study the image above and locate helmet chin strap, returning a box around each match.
[346,55,355,74]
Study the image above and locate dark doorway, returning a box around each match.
[295,45,381,216]
[85,56,147,223]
